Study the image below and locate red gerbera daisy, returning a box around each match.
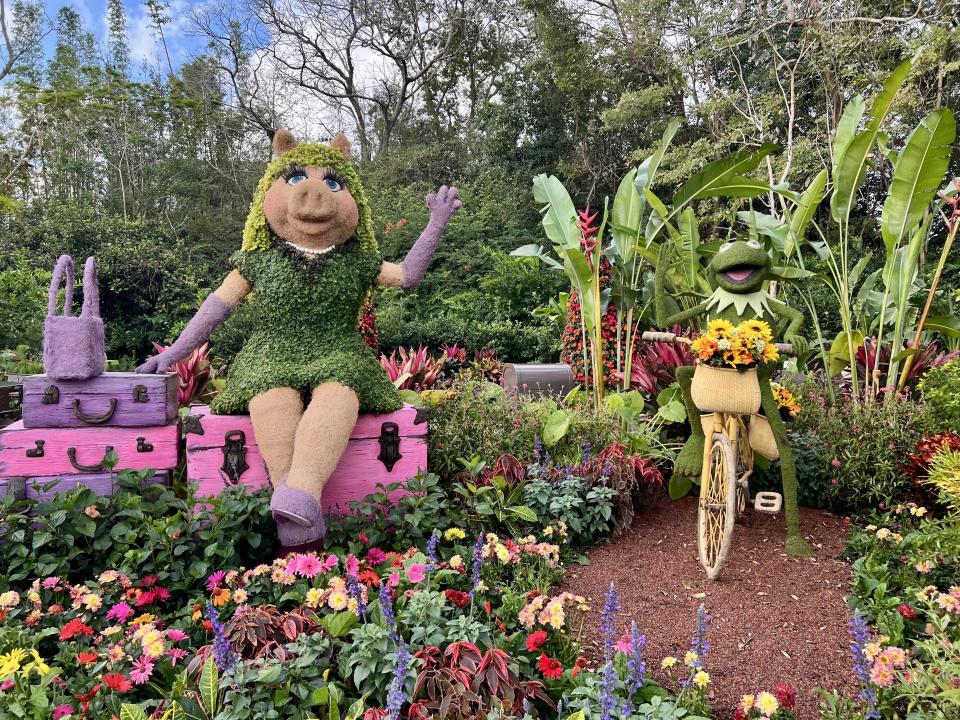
[444,590,470,608]
[103,673,133,693]
[537,652,564,680]
[526,630,548,652]
[76,651,98,665]
[59,618,94,641]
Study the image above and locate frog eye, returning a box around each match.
[718,242,733,254]
[747,240,763,250]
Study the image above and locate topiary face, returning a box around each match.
[708,240,771,293]
[240,130,378,257]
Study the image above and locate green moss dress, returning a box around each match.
[209,240,402,415]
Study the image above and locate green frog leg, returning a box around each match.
[675,365,705,479]
[249,387,304,486]
[758,363,812,557]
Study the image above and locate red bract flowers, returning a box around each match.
[444,590,470,608]
[537,652,564,680]
[525,630,548,652]
[102,673,132,693]
[59,618,94,641]
[773,681,796,709]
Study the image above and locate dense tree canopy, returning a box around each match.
[0,0,956,362]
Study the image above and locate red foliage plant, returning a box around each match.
[379,346,447,390]
[855,339,959,396]
[627,325,697,398]
[151,341,221,408]
[904,432,960,507]
[411,642,552,719]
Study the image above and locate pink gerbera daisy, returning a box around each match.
[320,554,338,572]
[206,570,226,592]
[345,555,360,577]
[292,554,323,579]
[130,657,154,685]
[166,629,188,643]
[106,602,134,623]
[52,705,73,718]
[167,648,188,666]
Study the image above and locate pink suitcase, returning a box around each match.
[21,373,178,428]
[185,404,428,513]
[0,421,179,478]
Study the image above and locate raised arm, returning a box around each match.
[136,270,251,374]
[385,185,461,289]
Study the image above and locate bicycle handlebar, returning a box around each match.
[640,331,794,356]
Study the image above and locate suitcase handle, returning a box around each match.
[67,445,115,472]
[72,398,118,424]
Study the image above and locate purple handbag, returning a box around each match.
[42,255,105,380]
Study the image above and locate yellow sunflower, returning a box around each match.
[708,318,735,337]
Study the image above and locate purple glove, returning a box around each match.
[401,185,462,289]
[136,295,233,374]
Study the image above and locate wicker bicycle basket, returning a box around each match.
[748,414,779,460]
[690,364,761,415]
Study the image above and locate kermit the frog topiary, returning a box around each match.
[655,239,812,556]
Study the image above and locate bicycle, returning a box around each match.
[641,331,793,580]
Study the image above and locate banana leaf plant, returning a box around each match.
[516,118,794,407]
[780,58,958,399]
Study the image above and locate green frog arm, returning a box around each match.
[768,297,808,354]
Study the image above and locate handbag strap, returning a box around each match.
[80,256,100,318]
[47,255,75,317]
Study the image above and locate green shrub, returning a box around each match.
[919,359,960,433]
[0,470,277,594]
[750,430,833,510]
[425,382,616,476]
[0,253,48,352]
[789,387,940,512]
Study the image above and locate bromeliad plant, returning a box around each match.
[379,345,447,390]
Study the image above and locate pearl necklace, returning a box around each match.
[284,240,339,256]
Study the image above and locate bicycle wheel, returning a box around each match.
[698,432,738,580]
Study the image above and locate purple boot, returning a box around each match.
[276,515,326,554]
[270,477,320,527]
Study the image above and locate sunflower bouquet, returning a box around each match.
[690,318,779,369]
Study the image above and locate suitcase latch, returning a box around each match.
[221,430,249,486]
[378,422,402,472]
[132,385,149,403]
[43,385,59,405]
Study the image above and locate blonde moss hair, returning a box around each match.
[241,143,377,255]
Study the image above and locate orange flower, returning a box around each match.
[212,587,231,607]
[76,651,98,665]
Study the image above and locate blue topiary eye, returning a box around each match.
[324,178,342,192]
[286,172,307,186]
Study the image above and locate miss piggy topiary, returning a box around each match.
[137,129,461,548]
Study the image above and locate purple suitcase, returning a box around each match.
[21,372,178,428]
[20,471,170,501]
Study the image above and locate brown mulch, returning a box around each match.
[561,490,856,719]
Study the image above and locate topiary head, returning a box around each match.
[708,239,771,293]
[241,129,377,255]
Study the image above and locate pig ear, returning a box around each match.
[330,132,352,160]
[272,128,297,157]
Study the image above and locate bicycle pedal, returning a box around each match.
[754,491,782,514]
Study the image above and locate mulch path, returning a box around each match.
[560,490,856,719]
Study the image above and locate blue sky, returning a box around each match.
[42,0,208,69]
